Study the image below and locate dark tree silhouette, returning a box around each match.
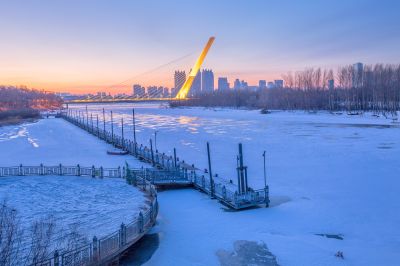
[171,64,400,116]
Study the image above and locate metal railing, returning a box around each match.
[0,164,158,266]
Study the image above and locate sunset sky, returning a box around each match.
[1,0,399,94]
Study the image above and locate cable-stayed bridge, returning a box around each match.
[65,37,215,104]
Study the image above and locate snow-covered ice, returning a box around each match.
[0,118,148,252]
[1,104,399,265]
[0,174,146,243]
[68,103,400,266]
[0,117,145,167]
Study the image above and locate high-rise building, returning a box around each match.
[189,70,201,97]
[174,71,186,94]
[171,87,179,98]
[218,77,230,91]
[274,80,284,88]
[201,69,214,93]
[133,84,145,97]
[163,87,170,97]
[328,79,335,90]
[352,62,364,88]
[147,86,164,98]
[240,80,248,90]
[267,82,275,89]
[96,92,107,98]
[259,80,266,90]
[233,79,241,90]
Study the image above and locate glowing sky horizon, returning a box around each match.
[1,0,400,94]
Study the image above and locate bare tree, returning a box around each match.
[25,216,56,265]
[0,200,23,266]
[171,63,400,116]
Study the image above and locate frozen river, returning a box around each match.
[1,103,399,265]
[69,103,400,266]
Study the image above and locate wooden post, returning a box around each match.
[121,117,124,148]
[132,108,137,154]
[173,148,177,169]
[207,142,214,198]
[262,151,269,207]
[237,143,248,194]
[91,113,94,132]
[92,236,98,262]
[138,212,144,233]
[111,111,114,144]
[54,250,59,266]
[154,130,158,151]
[85,105,89,129]
[102,108,106,137]
[120,223,126,247]
[96,114,99,136]
[150,139,155,166]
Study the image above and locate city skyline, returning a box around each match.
[1,0,400,94]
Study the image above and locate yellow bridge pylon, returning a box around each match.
[175,37,215,99]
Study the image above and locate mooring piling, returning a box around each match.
[121,117,124,144]
[102,108,106,136]
[206,142,215,198]
[237,143,248,194]
[111,110,114,143]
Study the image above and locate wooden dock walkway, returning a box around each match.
[61,111,269,210]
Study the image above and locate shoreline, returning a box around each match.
[0,117,39,127]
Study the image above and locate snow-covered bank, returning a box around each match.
[68,103,400,266]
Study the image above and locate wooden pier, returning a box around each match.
[61,110,269,210]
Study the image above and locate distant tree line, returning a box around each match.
[172,64,400,115]
[0,86,62,111]
[0,86,62,121]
